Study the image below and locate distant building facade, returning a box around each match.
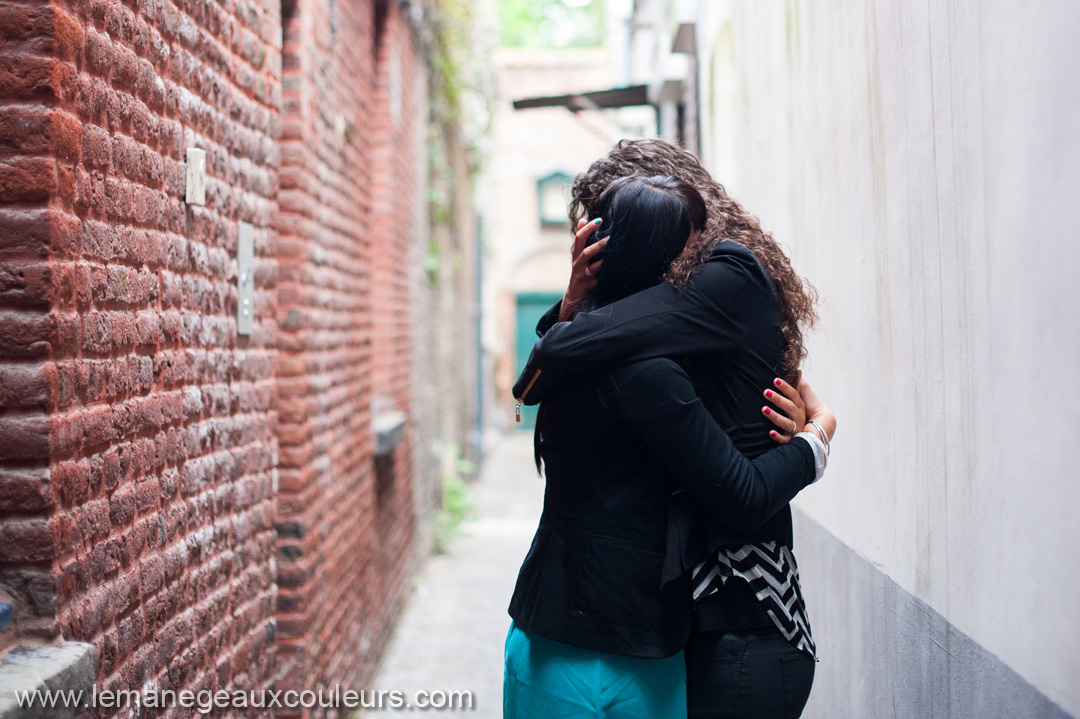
[482,46,618,430]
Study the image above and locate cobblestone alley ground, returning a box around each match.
[362,434,543,717]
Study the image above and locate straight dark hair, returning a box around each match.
[579,175,707,313]
[535,175,706,473]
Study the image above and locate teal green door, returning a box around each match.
[515,292,563,430]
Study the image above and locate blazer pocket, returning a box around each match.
[590,533,665,555]
[579,534,666,619]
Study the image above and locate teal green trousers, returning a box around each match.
[503,622,687,719]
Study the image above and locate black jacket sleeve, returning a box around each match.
[535,301,562,337]
[513,243,773,405]
[606,359,814,534]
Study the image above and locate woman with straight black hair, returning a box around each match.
[577,175,707,309]
[504,175,833,719]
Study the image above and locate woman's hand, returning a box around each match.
[797,376,836,443]
[762,374,807,444]
[558,218,607,322]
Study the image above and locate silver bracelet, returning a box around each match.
[807,420,830,460]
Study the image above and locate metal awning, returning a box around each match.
[512,85,650,113]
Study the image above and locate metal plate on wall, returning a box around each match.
[185,148,206,205]
[237,222,254,336]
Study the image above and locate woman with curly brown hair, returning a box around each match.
[561,137,817,381]
[513,139,830,719]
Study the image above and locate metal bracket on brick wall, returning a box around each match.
[0,642,94,719]
[185,148,206,205]
[237,222,254,336]
[373,411,407,457]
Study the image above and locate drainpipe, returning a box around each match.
[472,212,484,463]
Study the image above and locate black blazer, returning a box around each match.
[508,358,815,658]
[513,240,799,562]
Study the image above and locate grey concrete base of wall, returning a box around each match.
[793,512,1073,719]
[0,643,94,719]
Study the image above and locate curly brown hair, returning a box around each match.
[569,138,818,381]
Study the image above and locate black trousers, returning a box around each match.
[685,626,815,719]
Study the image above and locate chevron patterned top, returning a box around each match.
[691,541,817,659]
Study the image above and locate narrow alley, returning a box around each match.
[364,435,543,717]
[1,0,1078,717]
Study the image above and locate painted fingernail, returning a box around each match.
[765,390,773,398]
[763,407,772,415]
[592,218,602,225]
[775,378,783,386]
[770,431,778,437]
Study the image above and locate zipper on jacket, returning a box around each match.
[515,369,542,423]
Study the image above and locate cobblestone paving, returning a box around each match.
[362,434,544,717]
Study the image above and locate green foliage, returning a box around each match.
[424,240,441,286]
[499,0,604,48]
[428,0,487,124]
[426,0,492,290]
[432,443,476,554]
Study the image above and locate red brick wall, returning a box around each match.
[274,0,419,707]
[1,0,428,712]
[369,0,419,610]
[0,0,282,706]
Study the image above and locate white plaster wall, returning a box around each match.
[700,1,1080,713]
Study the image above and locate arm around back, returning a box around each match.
[513,244,773,405]
[606,358,815,534]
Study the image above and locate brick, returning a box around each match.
[0,412,50,460]
[80,123,111,168]
[0,568,59,618]
[0,52,68,102]
[0,156,59,203]
[0,517,55,563]
[0,361,52,409]
[0,106,80,161]
[0,467,52,512]
[51,457,90,506]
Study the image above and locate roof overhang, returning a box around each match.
[652,78,685,105]
[512,85,651,113]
